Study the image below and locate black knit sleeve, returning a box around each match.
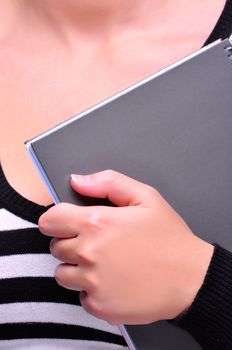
[171,244,232,350]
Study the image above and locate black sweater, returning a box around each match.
[172,245,232,349]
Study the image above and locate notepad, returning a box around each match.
[25,36,232,350]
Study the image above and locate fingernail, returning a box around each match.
[38,215,49,233]
[71,174,91,184]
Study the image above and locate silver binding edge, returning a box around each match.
[224,35,232,60]
[229,33,232,45]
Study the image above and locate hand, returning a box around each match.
[38,170,214,325]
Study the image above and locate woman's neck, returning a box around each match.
[1,0,153,40]
[30,0,147,31]
[0,0,227,47]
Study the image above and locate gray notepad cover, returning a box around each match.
[26,39,232,350]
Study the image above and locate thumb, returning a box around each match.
[70,170,156,207]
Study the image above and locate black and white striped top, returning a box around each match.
[0,166,127,349]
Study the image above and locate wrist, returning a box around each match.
[179,237,214,316]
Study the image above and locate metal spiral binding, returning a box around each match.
[225,34,232,61]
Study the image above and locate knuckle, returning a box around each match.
[78,244,97,265]
[82,273,98,291]
[144,184,160,198]
[103,169,121,185]
[87,212,104,230]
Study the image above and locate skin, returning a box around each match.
[0,0,225,325]
[39,170,214,325]
[0,0,226,205]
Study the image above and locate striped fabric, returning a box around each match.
[0,166,127,349]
